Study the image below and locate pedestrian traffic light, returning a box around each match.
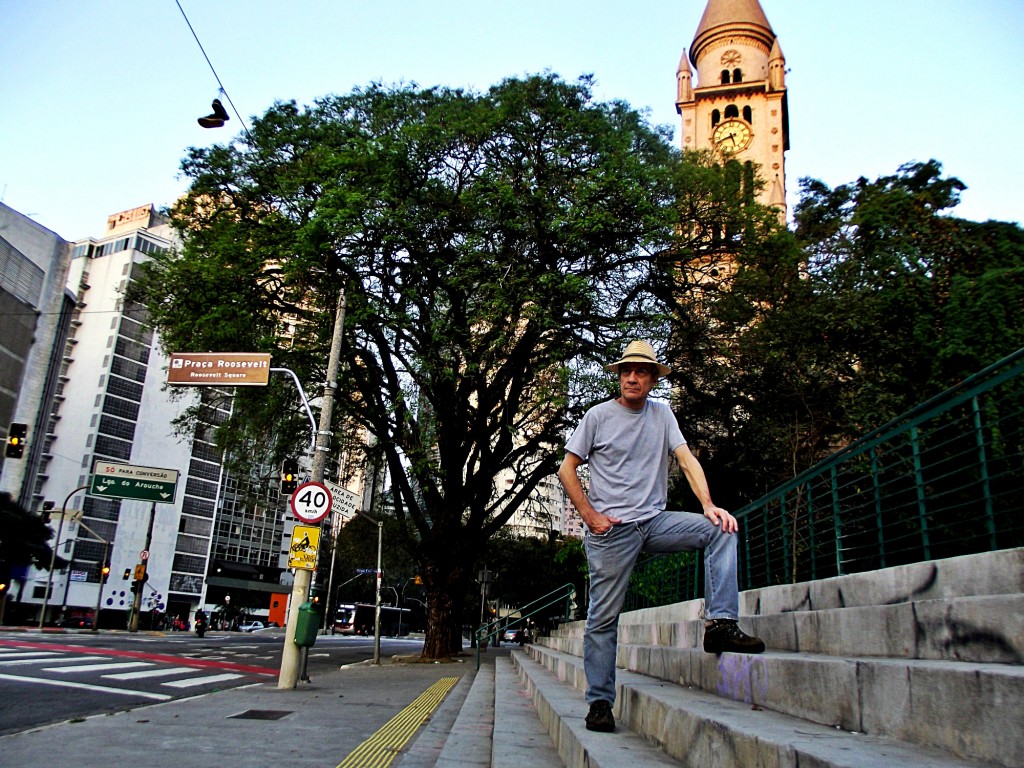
[122,568,131,580]
[5,423,27,459]
[281,458,298,494]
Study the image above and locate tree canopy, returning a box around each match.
[137,74,688,656]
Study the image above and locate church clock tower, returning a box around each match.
[677,0,789,216]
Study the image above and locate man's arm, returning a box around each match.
[674,444,738,534]
[557,452,621,535]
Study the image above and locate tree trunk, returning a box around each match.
[419,531,474,659]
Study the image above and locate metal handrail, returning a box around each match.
[475,582,576,670]
[624,346,1024,610]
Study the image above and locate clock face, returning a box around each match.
[712,119,752,154]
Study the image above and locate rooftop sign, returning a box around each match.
[167,352,271,386]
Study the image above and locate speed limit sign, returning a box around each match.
[290,482,332,524]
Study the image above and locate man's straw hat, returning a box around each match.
[605,340,671,377]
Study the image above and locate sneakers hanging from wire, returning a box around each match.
[197,95,230,128]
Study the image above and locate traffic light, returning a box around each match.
[123,568,131,580]
[100,563,110,583]
[5,423,27,459]
[281,458,298,494]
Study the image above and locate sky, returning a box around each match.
[1,0,1022,241]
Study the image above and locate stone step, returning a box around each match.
[492,657,563,768]
[532,640,1023,766]
[434,658,495,767]
[519,645,996,768]
[551,593,1024,664]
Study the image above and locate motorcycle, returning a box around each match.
[195,615,207,638]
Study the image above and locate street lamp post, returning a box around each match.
[38,485,88,629]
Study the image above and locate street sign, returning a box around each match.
[89,462,179,504]
[289,482,332,524]
[140,550,149,560]
[167,352,272,387]
[288,525,321,570]
[323,479,360,521]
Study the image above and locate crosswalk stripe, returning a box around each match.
[162,672,243,688]
[47,661,153,674]
[0,651,63,660]
[104,666,197,681]
[0,672,171,700]
[0,654,109,666]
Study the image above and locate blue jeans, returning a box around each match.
[583,511,739,705]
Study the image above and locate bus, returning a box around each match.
[333,602,412,636]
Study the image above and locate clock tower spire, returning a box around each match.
[677,0,789,217]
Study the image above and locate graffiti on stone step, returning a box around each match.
[884,564,938,605]
[914,612,1022,664]
[714,653,768,705]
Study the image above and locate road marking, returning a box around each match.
[0,672,171,700]
[0,655,109,666]
[162,672,244,688]
[47,661,153,674]
[104,666,197,681]
[336,676,459,768]
[0,655,61,663]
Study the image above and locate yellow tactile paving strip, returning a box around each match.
[336,675,460,768]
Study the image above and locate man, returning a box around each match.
[557,340,764,734]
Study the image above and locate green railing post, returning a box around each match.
[971,395,997,550]
[807,482,817,580]
[910,425,931,561]
[780,497,792,583]
[871,449,886,569]
[830,467,844,576]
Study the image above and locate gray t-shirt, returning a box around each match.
[565,398,686,524]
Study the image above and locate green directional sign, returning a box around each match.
[89,461,179,504]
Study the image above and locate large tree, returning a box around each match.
[137,74,681,657]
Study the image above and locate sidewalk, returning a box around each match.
[0,647,508,768]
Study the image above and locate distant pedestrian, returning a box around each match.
[558,341,765,733]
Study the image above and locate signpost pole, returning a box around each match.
[279,288,345,689]
[129,504,156,632]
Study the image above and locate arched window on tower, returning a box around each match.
[724,104,739,119]
[711,109,721,127]
[743,106,752,122]
[733,68,743,83]
[720,70,731,84]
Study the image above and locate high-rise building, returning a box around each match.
[21,205,294,627]
[0,202,75,511]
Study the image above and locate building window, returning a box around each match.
[733,68,743,83]
[711,109,721,127]
[725,104,739,119]
[743,106,753,122]
[720,70,731,84]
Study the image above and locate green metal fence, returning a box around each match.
[624,346,1024,611]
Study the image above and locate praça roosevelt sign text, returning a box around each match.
[167,352,271,386]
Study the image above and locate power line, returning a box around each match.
[174,0,253,140]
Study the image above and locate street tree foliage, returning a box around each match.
[665,159,1024,505]
[136,74,682,657]
[0,492,62,578]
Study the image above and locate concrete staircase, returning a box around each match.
[408,547,1022,767]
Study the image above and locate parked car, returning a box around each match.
[239,620,265,632]
[502,627,527,644]
[58,616,93,629]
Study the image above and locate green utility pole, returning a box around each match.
[279,290,346,689]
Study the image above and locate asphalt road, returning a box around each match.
[0,629,424,735]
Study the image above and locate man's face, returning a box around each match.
[618,363,657,407]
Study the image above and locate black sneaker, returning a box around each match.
[703,619,765,654]
[585,700,615,732]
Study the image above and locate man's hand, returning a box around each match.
[704,505,738,534]
[584,510,622,536]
